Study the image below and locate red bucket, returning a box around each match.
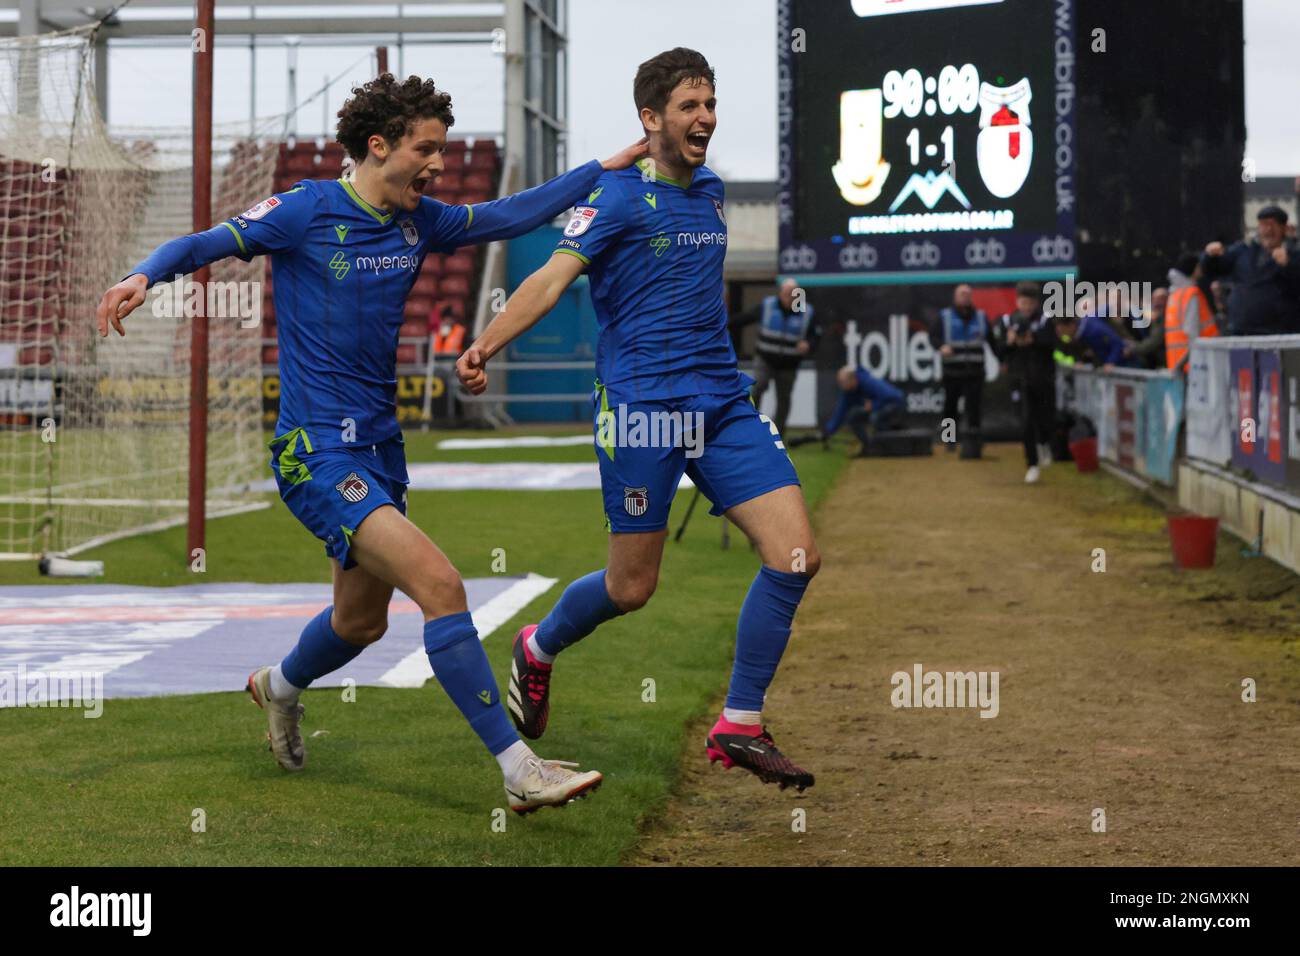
[1167,515,1219,569]
[1069,436,1099,472]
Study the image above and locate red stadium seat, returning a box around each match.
[396,344,418,364]
[399,319,428,339]
[262,345,279,365]
[462,171,492,193]
[412,273,439,298]
[467,151,498,171]
[404,297,434,321]
[434,171,462,192]
[438,275,470,298]
[444,251,475,275]
[460,192,489,205]
[441,151,466,172]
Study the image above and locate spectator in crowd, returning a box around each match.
[1161,252,1218,371]
[1201,205,1300,335]
[931,283,994,451]
[1054,299,1132,369]
[431,303,467,355]
[729,277,822,437]
[818,364,906,456]
[1001,282,1058,484]
[1125,286,1167,370]
[1209,279,1230,329]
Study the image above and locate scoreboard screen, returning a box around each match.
[777,0,1077,281]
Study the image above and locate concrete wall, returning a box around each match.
[1179,460,1300,573]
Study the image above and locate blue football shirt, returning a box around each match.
[552,159,744,404]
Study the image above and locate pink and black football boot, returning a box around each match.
[507,624,552,740]
[706,714,815,792]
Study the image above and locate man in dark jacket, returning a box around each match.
[1200,206,1300,335]
[931,283,995,449]
[1000,281,1058,483]
[730,278,822,437]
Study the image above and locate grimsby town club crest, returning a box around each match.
[623,486,648,517]
[976,78,1033,199]
[399,218,419,246]
[335,472,370,503]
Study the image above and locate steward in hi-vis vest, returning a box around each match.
[932,284,995,450]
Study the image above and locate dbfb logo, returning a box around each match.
[843,317,940,384]
[1032,233,1075,263]
[964,237,1005,265]
[596,403,705,459]
[838,242,879,270]
[779,244,818,271]
[150,275,262,328]
[900,240,941,268]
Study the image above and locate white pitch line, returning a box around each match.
[435,435,591,449]
[376,572,558,688]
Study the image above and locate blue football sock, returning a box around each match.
[280,606,365,689]
[424,611,518,756]
[534,569,624,657]
[725,566,811,712]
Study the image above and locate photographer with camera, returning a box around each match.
[1000,282,1058,484]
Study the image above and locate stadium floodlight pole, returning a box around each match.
[187,0,216,567]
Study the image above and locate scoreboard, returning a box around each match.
[777,0,1077,282]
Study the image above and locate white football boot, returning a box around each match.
[505,756,602,815]
[1025,465,1041,484]
[246,666,306,771]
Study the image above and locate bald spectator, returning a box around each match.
[1201,206,1300,335]
[730,277,822,437]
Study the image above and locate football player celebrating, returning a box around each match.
[458,49,819,791]
[94,74,647,814]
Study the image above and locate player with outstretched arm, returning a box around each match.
[94,74,647,814]
[457,49,820,792]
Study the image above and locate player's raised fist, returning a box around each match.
[96,273,149,337]
[600,137,650,171]
[456,346,489,395]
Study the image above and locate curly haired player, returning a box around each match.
[95,74,647,813]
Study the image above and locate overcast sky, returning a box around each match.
[84,0,1299,179]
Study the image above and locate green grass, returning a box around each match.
[0,426,847,865]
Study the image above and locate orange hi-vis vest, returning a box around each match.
[1164,285,1218,370]
[432,321,466,355]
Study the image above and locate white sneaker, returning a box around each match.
[505,756,602,815]
[1024,466,1041,484]
[246,666,306,771]
[1038,443,1053,466]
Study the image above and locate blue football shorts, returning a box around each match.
[268,428,409,570]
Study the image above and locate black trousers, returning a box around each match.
[941,373,984,435]
[1019,380,1056,466]
[751,358,798,437]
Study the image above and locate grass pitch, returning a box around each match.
[0,426,846,865]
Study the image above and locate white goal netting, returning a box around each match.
[0,25,283,559]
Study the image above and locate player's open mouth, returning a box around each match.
[686,131,711,152]
[411,177,430,195]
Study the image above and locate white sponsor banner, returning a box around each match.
[1186,344,1232,465]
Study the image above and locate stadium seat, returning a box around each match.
[262,345,278,366]
[396,343,418,364]
[444,251,476,275]
[399,320,428,339]
[441,151,466,172]
[438,275,470,298]
[434,171,462,192]
[460,191,489,205]
[462,171,492,193]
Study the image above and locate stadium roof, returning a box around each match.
[0,1,511,39]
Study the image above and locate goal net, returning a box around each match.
[0,25,282,560]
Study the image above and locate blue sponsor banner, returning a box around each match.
[1254,350,1287,487]
[1228,349,1258,473]
[1143,376,1184,485]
